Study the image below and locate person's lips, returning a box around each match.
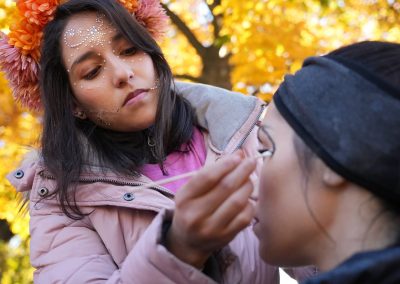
[123,89,148,106]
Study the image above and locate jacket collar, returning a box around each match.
[304,245,400,284]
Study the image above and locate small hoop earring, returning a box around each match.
[147,136,156,147]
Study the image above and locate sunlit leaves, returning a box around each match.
[0,0,399,283]
[162,0,400,98]
[0,7,39,276]
[0,0,15,32]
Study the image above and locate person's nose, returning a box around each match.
[109,55,134,88]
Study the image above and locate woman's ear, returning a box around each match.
[73,106,87,120]
[72,98,87,120]
[322,166,346,188]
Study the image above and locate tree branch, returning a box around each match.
[162,3,206,57]
[249,87,260,97]
[173,74,203,82]
[206,0,222,39]
[206,0,221,12]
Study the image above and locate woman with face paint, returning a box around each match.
[251,41,400,284]
[3,0,315,283]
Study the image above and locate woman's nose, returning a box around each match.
[110,56,135,88]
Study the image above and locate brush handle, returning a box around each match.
[138,154,267,190]
[148,170,198,188]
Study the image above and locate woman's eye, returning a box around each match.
[258,137,274,152]
[258,148,273,157]
[83,66,101,80]
[121,47,138,56]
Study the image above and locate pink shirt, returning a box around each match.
[140,127,207,193]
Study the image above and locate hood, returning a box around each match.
[7,150,40,193]
[175,81,263,152]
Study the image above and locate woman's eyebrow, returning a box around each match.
[111,32,124,43]
[71,51,98,72]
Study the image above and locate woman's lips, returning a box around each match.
[123,89,148,106]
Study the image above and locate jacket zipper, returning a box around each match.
[232,103,266,153]
[38,171,175,198]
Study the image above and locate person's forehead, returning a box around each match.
[63,12,116,48]
[64,12,105,30]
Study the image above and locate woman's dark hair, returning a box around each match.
[294,41,400,221]
[40,0,195,219]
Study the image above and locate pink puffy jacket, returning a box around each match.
[8,83,315,283]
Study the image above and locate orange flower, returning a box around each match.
[14,82,41,111]
[118,0,140,14]
[0,33,42,111]
[8,19,42,60]
[1,0,168,111]
[17,0,60,27]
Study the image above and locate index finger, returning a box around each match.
[177,152,243,200]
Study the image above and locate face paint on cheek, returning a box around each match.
[149,79,159,91]
[72,81,122,126]
[69,77,123,126]
[95,110,112,127]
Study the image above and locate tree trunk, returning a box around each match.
[0,219,13,242]
[162,1,232,90]
[200,47,232,90]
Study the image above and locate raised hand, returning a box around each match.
[166,151,257,268]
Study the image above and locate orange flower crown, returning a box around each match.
[0,0,168,111]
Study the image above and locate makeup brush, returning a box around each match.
[137,151,272,190]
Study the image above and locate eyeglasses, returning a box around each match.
[257,124,275,159]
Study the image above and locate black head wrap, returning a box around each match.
[274,55,400,205]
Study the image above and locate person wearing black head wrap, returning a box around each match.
[253,41,400,284]
[274,54,400,207]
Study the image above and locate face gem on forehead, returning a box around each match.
[63,13,114,49]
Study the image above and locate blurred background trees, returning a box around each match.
[0,0,399,282]
[160,0,399,100]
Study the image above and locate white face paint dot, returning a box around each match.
[63,13,112,49]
